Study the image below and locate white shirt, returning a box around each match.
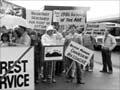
[102,34,116,50]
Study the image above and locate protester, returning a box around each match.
[52,22,65,76]
[37,33,43,78]
[30,31,40,84]
[0,33,10,46]
[65,24,84,84]
[13,25,31,46]
[100,28,116,74]
[80,32,96,71]
[12,30,21,43]
[0,26,7,33]
[41,25,58,83]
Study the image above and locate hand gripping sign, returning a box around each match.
[65,41,94,67]
[0,47,34,90]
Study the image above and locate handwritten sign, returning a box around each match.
[26,10,52,30]
[65,41,94,66]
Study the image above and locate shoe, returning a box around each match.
[35,80,39,84]
[88,69,93,72]
[100,70,107,73]
[42,79,47,83]
[77,81,85,84]
[108,71,113,74]
[52,79,56,83]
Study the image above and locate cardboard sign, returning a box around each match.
[26,10,52,30]
[65,41,94,66]
[0,47,34,90]
[43,45,64,61]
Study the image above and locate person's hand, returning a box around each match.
[104,47,110,50]
[109,48,113,51]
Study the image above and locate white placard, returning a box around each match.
[65,41,94,66]
[0,47,34,90]
[44,46,64,61]
[26,10,52,30]
[53,10,86,31]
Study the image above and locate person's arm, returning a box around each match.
[41,35,50,46]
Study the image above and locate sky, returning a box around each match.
[8,0,120,21]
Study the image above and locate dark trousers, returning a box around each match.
[43,61,56,79]
[76,62,82,82]
[65,57,74,78]
[34,53,40,81]
[55,61,64,75]
[101,49,112,72]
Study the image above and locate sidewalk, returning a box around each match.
[94,51,120,68]
[35,62,120,90]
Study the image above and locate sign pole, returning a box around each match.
[66,61,74,76]
[50,61,54,83]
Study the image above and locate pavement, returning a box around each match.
[94,50,120,68]
[35,51,120,90]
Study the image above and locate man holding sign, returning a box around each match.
[65,25,86,84]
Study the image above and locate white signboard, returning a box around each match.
[26,10,52,30]
[53,10,86,23]
[44,46,64,61]
[86,23,106,30]
[84,23,106,35]
[0,47,34,90]
[53,10,86,31]
[65,41,94,66]
[53,10,60,22]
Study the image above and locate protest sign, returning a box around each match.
[53,10,86,32]
[86,23,106,30]
[65,41,94,66]
[0,0,26,18]
[59,11,85,25]
[0,47,34,90]
[43,45,64,61]
[26,10,52,30]
[84,23,106,35]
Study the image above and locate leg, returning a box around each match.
[76,62,84,84]
[101,49,107,72]
[71,61,76,78]
[106,50,113,73]
[34,53,39,84]
[89,54,94,71]
[55,61,59,75]
[42,61,48,82]
[52,61,56,83]
[66,58,73,78]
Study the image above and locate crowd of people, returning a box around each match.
[0,23,116,85]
